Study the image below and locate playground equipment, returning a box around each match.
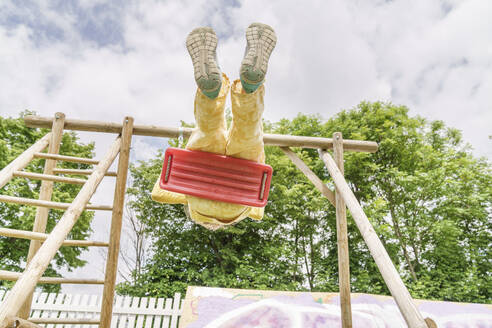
[0,113,434,328]
[159,147,273,207]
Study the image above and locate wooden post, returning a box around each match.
[332,132,352,328]
[0,132,51,189]
[19,113,65,319]
[280,147,336,206]
[319,150,428,328]
[0,136,121,325]
[99,117,134,328]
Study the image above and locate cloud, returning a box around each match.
[0,0,490,293]
[1,0,490,156]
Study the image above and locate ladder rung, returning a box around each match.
[34,152,99,165]
[53,168,117,177]
[13,171,86,185]
[0,270,104,284]
[29,318,100,325]
[0,195,112,211]
[0,227,109,247]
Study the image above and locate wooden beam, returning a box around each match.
[0,136,121,322]
[0,271,104,284]
[29,318,100,325]
[100,117,134,328]
[2,316,42,328]
[53,168,117,177]
[24,115,379,153]
[280,147,336,206]
[332,133,352,328]
[0,195,112,211]
[20,112,65,319]
[0,227,108,247]
[318,150,428,328]
[0,133,51,189]
[33,152,99,165]
[13,171,86,185]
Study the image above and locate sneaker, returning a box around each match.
[240,23,277,93]
[186,27,222,99]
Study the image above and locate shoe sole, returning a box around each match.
[240,23,277,85]
[186,27,221,93]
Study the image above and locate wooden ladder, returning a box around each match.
[0,113,134,328]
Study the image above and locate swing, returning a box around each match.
[159,148,273,207]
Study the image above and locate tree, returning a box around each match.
[0,113,96,292]
[117,203,150,285]
[118,102,491,303]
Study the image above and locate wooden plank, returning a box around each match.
[0,270,104,284]
[152,298,164,328]
[13,171,86,185]
[332,132,353,328]
[99,117,134,328]
[24,115,379,153]
[31,293,47,320]
[0,227,109,247]
[34,153,99,165]
[40,293,56,325]
[127,297,139,328]
[87,295,99,328]
[0,132,51,189]
[135,297,147,328]
[280,147,336,206]
[0,136,121,325]
[111,296,124,328]
[58,293,72,328]
[161,298,172,328]
[144,298,156,328]
[1,292,177,318]
[318,150,427,328]
[53,168,117,177]
[0,195,112,211]
[117,296,132,328]
[74,294,89,328]
[170,293,181,328]
[47,293,64,328]
[68,294,81,328]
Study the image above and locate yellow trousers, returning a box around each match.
[152,74,265,229]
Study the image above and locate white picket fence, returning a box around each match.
[0,289,182,328]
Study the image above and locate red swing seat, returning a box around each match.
[159,148,273,207]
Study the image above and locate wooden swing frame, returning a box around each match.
[0,113,434,328]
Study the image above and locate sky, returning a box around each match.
[0,0,491,295]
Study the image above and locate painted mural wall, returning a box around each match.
[179,287,492,328]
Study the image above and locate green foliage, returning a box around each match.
[118,102,491,303]
[0,113,96,292]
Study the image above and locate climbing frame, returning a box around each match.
[0,113,433,328]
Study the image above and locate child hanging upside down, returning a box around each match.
[152,23,277,230]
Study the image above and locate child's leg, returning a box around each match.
[186,74,229,153]
[224,80,266,221]
[226,80,265,163]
